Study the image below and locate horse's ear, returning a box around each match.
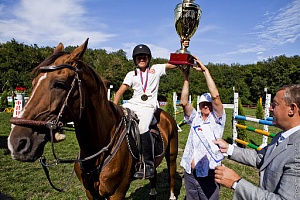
[54,42,64,53]
[67,38,89,63]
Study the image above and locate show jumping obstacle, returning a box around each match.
[235,115,273,126]
[235,138,262,150]
[235,124,275,138]
[233,92,273,149]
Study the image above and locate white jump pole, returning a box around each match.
[173,92,177,119]
[196,95,200,112]
[261,93,271,148]
[107,85,113,100]
[233,92,239,146]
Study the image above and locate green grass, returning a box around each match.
[0,108,281,200]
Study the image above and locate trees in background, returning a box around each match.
[0,39,49,93]
[165,93,175,117]
[1,39,300,104]
[0,90,8,111]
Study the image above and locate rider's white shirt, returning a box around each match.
[123,64,166,108]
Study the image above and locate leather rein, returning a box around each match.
[10,63,128,192]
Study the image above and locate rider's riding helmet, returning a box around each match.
[132,44,152,65]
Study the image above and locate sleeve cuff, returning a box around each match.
[227,144,234,156]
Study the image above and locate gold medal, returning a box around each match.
[141,94,148,101]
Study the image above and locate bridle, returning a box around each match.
[10,63,128,193]
[10,63,85,164]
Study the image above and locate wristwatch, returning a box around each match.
[231,179,241,190]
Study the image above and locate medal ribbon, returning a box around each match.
[140,68,149,93]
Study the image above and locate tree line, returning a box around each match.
[1,39,300,104]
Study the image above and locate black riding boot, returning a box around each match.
[134,131,155,179]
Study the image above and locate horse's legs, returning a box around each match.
[107,187,127,200]
[149,170,158,200]
[109,194,126,200]
[108,170,132,200]
[155,109,178,200]
[85,191,94,200]
[165,145,177,200]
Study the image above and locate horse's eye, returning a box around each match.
[53,81,66,90]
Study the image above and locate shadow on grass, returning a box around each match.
[224,136,232,144]
[250,139,259,147]
[1,135,12,156]
[0,193,14,200]
[126,169,183,200]
[0,135,9,151]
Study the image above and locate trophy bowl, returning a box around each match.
[169,0,202,65]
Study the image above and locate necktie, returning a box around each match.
[276,135,285,146]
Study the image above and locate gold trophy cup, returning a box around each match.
[169,0,202,65]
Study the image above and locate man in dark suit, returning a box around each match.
[214,84,300,199]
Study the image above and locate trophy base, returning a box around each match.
[168,53,195,65]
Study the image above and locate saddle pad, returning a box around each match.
[126,129,165,159]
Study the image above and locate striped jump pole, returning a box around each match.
[235,115,273,126]
[235,139,262,151]
[177,119,186,126]
[233,92,272,148]
[236,124,276,138]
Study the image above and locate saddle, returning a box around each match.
[123,108,165,160]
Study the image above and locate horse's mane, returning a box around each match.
[81,61,107,93]
[31,50,108,101]
[31,51,70,76]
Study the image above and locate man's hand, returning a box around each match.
[215,165,241,188]
[213,138,229,153]
[178,65,190,80]
[193,56,208,72]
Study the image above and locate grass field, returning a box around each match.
[0,108,281,200]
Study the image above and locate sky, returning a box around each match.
[0,0,299,65]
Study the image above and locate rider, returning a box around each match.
[114,44,178,179]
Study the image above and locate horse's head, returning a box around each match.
[7,38,106,162]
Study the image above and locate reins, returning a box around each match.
[10,63,128,192]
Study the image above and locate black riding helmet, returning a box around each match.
[132,44,152,65]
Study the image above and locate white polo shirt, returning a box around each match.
[123,64,166,108]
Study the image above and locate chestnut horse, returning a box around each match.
[7,39,178,199]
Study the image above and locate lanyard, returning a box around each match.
[140,68,149,93]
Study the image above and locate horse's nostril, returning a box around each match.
[17,138,30,153]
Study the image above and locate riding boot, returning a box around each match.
[134,131,155,179]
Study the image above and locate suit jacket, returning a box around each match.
[231,130,300,200]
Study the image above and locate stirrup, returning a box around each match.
[134,162,154,179]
